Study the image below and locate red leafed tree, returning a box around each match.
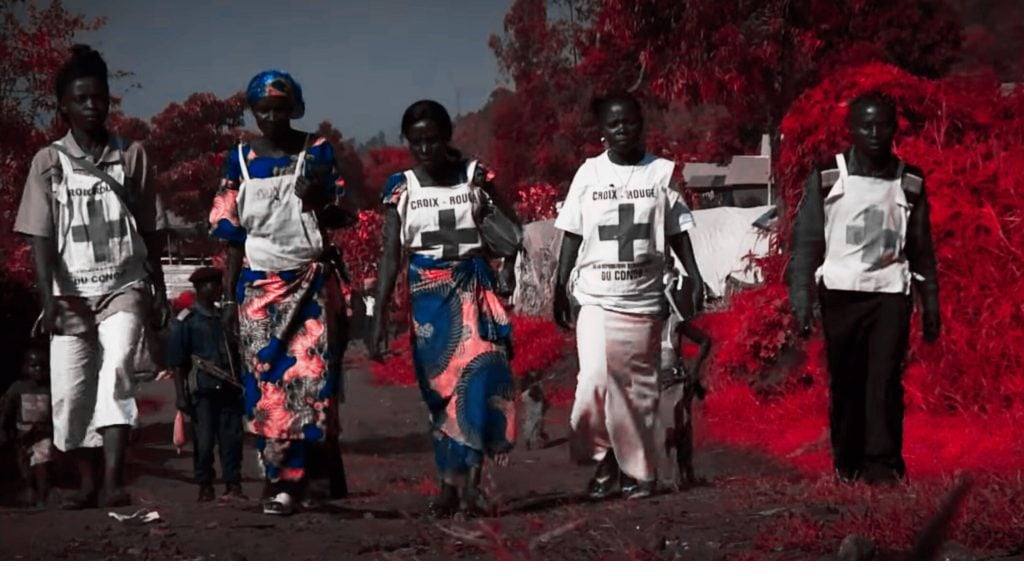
[488,0,597,200]
[0,0,106,391]
[701,63,1024,415]
[333,146,411,289]
[316,120,368,209]
[360,146,412,200]
[144,92,248,223]
[586,0,964,150]
[486,0,975,221]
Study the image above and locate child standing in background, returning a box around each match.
[0,344,56,507]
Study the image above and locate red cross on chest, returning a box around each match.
[70,196,128,263]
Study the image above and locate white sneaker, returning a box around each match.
[262,492,295,516]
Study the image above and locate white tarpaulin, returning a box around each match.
[680,205,775,298]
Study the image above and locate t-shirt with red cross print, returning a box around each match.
[555,151,695,315]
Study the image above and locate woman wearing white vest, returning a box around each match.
[370,100,520,518]
[209,70,356,515]
[554,93,705,500]
[14,45,170,509]
[787,92,941,486]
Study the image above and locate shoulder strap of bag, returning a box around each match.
[50,139,133,212]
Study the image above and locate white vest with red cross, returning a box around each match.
[397,161,485,260]
[51,141,149,297]
[817,153,915,294]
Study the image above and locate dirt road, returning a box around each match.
[0,347,1000,560]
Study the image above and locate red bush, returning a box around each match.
[334,209,384,288]
[705,63,1024,415]
[694,62,1024,486]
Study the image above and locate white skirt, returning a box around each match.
[570,305,663,482]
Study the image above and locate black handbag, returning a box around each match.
[470,187,523,258]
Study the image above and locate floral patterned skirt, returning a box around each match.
[408,254,516,475]
[237,261,343,482]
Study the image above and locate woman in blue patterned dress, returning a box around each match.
[369,100,520,517]
[209,70,355,515]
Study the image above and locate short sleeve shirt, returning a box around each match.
[12,132,163,334]
[14,131,166,238]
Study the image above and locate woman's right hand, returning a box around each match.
[175,393,191,414]
[39,297,60,336]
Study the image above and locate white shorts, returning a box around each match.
[50,310,143,451]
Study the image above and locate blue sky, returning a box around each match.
[68,0,513,142]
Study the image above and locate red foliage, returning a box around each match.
[333,209,384,289]
[769,63,1024,413]
[361,146,412,202]
[0,1,106,391]
[483,0,978,214]
[316,120,368,209]
[693,64,1024,494]
[514,182,561,222]
[144,92,248,223]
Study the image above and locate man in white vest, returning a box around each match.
[14,45,169,508]
[787,92,941,485]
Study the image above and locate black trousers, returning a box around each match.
[191,388,244,485]
[820,287,911,478]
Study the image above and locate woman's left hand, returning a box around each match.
[295,176,328,212]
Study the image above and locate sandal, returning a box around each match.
[262,492,295,516]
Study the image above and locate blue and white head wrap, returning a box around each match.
[245,69,305,119]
